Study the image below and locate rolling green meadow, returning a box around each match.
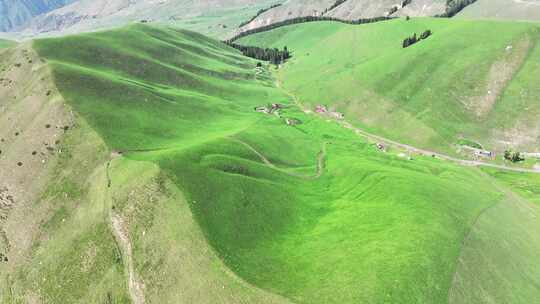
[1,15,539,304]
[0,39,15,49]
[238,18,540,155]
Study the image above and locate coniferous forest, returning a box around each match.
[224,42,291,64]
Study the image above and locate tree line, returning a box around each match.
[224,42,291,65]
[228,15,395,43]
[323,0,349,15]
[402,0,412,7]
[239,3,283,28]
[402,30,432,48]
[436,0,477,18]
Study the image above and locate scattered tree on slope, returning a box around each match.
[403,30,432,48]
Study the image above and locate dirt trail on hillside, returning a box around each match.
[230,138,327,179]
[110,212,145,304]
[276,81,540,174]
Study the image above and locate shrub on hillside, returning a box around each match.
[402,29,432,48]
[504,150,525,163]
[420,30,432,40]
[402,33,418,48]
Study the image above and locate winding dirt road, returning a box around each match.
[276,81,540,174]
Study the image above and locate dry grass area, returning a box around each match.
[0,44,71,270]
[467,37,532,118]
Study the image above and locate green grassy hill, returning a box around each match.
[0,39,15,49]
[238,18,540,156]
[1,23,539,303]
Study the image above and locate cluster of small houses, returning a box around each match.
[254,103,344,126]
[458,144,495,159]
[254,103,281,115]
[315,105,345,119]
[254,103,300,126]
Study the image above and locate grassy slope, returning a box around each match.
[1,118,131,303]
[450,168,540,303]
[238,18,540,155]
[28,24,534,303]
[483,168,540,206]
[171,0,287,39]
[0,39,15,49]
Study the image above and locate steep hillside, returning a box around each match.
[2,23,536,303]
[450,168,540,303]
[326,0,447,19]
[1,24,293,303]
[238,18,540,158]
[0,0,76,31]
[20,0,281,38]
[458,0,540,21]
[238,0,334,31]
[237,0,450,34]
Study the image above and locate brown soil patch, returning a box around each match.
[111,213,145,304]
[0,43,71,271]
[469,37,532,118]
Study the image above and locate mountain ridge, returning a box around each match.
[0,0,76,31]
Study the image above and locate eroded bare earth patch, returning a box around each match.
[467,37,531,118]
[0,44,71,269]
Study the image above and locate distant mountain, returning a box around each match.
[458,0,540,21]
[6,0,538,38]
[237,0,449,32]
[326,0,447,19]
[19,0,279,38]
[0,0,76,31]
